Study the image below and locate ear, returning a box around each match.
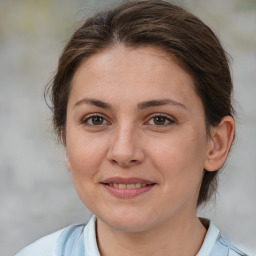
[61,128,66,146]
[204,116,235,172]
[65,151,72,173]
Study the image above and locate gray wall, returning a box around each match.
[0,0,255,255]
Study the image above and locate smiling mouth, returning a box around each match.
[100,177,156,198]
[101,182,156,198]
[102,183,153,189]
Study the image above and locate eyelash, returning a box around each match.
[80,113,175,127]
[81,113,109,126]
[146,114,175,126]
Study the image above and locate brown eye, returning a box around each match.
[153,116,167,125]
[147,115,174,126]
[91,116,104,125]
[83,115,108,126]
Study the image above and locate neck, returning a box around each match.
[96,211,207,256]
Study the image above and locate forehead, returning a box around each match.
[74,46,187,79]
[70,46,197,102]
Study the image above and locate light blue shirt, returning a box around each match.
[16,215,247,256]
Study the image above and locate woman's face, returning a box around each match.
[65,46,212,232]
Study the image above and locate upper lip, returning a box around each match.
[101,177,155,185]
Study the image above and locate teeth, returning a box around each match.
[110,183,149,189]
[119,184,126,189]
[127,184,135,189]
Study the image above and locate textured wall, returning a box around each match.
[0,0,255,255]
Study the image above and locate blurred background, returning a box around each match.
[0,0,255,255]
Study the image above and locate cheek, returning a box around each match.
[65,133,107,209]
[66,131,107,177]
[148,128,207,186]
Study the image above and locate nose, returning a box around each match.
[106,124,145,167]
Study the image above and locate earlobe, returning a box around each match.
[204,116,235,172]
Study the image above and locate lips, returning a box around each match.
[100,177,156,198]
[101,177,155,185]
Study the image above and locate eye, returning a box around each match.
[82,115,108,126]
[147,115,175,126]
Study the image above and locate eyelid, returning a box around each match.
[145,113,176,125]
[80,112,176,126]
[80,113,110,125]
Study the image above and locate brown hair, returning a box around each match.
[46,0,234,206]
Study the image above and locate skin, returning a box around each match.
[65,46,234,256]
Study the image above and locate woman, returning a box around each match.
[16,0,248,255]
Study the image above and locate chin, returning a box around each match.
[98,210,156,233]
[109,220,151,233]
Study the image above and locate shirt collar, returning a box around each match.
[84,215,100,256]
[196,218,220,256]
[83,215,220,256]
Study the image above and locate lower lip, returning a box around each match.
[102,184,155,198]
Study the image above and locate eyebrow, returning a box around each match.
[138,99,187,110]
[74,98,187,110]
[74,98,112,109]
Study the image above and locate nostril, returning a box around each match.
[111,159,118,164]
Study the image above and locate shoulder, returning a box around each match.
[15,226,67,256]
[15,216,97,256]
